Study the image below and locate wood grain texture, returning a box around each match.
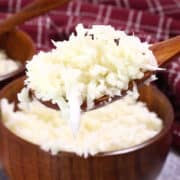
[0,77,174,180]
[0,0,70,35]
[150,35,180,66]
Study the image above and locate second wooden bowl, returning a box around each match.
[0,77,174,180]
[0,28,35,88]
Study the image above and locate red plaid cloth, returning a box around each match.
[0,0,180,129]
[0,0,180,48]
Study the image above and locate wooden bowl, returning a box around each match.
[0,76,174,180]
[0,28,35,88]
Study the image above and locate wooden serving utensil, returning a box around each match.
[149,35,180,66]
[93,35,180,107]
[0,0,70,35]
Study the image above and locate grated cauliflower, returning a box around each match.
[25,24,159,134]
[0,88,162,157]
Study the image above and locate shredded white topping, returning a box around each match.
[25,24,159,134]
[0,50,20,77]
[0,88,162,157]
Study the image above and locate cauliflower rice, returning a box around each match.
[25,24,160,134]
[0,88,162,157]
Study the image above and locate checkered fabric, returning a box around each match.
[0,0,179,119]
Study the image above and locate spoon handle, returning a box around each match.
[150,35,180,66]
[0,0,69,34]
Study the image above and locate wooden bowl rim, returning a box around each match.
[0,76,174,158]
[0,29,35,82]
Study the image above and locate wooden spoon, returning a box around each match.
[31,35,180,111]
[94,35,180,107]
[0,0,70,35]
[149,35,180,66]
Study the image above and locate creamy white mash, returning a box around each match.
[0,50,20,76]
[25,24,160,134]
[0,88,162,157]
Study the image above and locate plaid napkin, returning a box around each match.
[0,0,180,144]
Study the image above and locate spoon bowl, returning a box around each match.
[0,28,35,62]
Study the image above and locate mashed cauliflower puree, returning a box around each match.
[0,88,162,157]
[25,24,160,134]
[0,50,20,76]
